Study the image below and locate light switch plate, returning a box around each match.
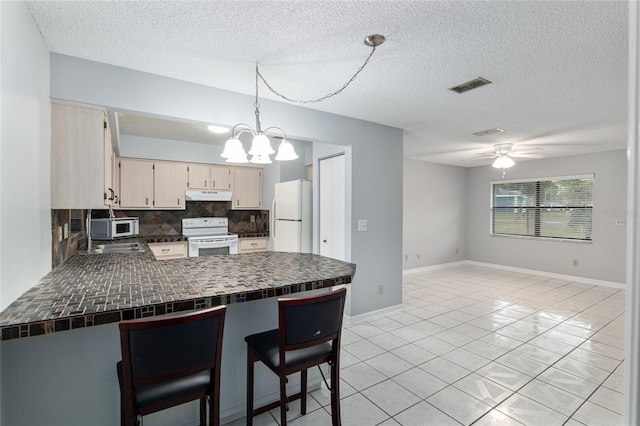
[358,219,368,232]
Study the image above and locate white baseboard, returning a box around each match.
[343,303,404,326]
[464,260,626,289]
[405,259,625,289]
[402,260,468,275]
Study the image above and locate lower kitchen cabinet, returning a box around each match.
[148,241,188,260]
[238,237,268,253]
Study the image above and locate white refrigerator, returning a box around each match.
[272,179,312,253]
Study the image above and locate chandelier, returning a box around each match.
[220,34,386,164]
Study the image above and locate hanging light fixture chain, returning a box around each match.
[256,44,378,104]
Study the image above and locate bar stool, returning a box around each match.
[116,305,226,426]
[245,287,347,426]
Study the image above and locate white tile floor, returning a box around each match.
[228,264,626,425]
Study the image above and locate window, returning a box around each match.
[491,175,594,241]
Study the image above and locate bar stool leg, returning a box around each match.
[279,373,288,425]
[246,351,255,426]
[199,397,206,425]
[301,369,308,415]
[330,362,341,426]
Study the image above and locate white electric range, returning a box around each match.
[182,217,238,257]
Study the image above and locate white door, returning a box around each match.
[319,155,345,261]
[273,220,302,252]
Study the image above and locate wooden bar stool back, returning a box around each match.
[245,287,347,426]
[117,305,226,426]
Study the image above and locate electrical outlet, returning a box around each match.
[250,215,255,223]
[377,284,384,294]
[573,259,579,267]
[358,219,368,232]
[404,254,408,260]
[616,219,625,226]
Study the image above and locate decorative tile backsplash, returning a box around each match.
[51,209,87,269]
[52,202,269,268]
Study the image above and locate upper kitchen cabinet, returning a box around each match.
[231,167,262,210]
[118,158,154,208]
[187,164,231,190]
[51,101,116,209]
[210,165,231,190]
[154,161,188,208]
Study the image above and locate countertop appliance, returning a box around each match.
[90,217,139,240]
[185,190,232,202]
[272,179,312,253]
[182,217,238,257]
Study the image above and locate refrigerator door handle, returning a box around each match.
[271,196,276,239]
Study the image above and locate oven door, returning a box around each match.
[188,236,239,257]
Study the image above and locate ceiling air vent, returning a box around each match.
[448,77,492,94]
[472,127,504,137]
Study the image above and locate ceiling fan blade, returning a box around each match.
[510,152,544,159]
[461,155,496,162]
[510,147,544,154]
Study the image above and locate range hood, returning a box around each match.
[185,190,232,202]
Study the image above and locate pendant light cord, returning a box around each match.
[255,43,379,104]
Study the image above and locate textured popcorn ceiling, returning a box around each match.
[27,1,628,166]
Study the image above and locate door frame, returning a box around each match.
[311,144,352,261]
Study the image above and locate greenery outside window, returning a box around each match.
[491,175,594,241]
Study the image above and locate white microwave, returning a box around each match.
[90,217,139,240]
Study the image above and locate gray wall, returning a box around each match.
[50,53,404,316]
[0,1,51,312]
[466,150,627,283]
[403,160,467,269]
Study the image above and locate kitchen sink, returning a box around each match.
[85,242,146,254]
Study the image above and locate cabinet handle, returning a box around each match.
[205,180,207,187]
[145,197,148,205]
[178,198,180,206]
[251,242,257,246]
[114,195,119,204]
[236,199,239,206]
[212,180,216,187]
[107,188,115,201]
[161,249,170,252]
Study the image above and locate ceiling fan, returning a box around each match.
[475,143,544,169]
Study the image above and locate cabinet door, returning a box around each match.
[187,163,210,189]
[232,167,262,209]
[238,238,268,253]
[154,162,188,209]
[51,102,112,209]
[119,158,154,208]
[104,124,115,206]
[210,165,231,190]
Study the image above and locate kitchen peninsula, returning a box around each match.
[1,250,355,339]
[0,249,355,425]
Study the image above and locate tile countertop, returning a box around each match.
[0,248,355,341]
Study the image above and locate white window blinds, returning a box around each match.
[491,175,594,241]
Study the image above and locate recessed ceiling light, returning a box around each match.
[449,77,492,94]
[206,124,229,134]
[472,127,504,137]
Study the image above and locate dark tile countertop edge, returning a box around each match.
[0,249,355,341]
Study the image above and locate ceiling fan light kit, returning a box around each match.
[221,34,385,164]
